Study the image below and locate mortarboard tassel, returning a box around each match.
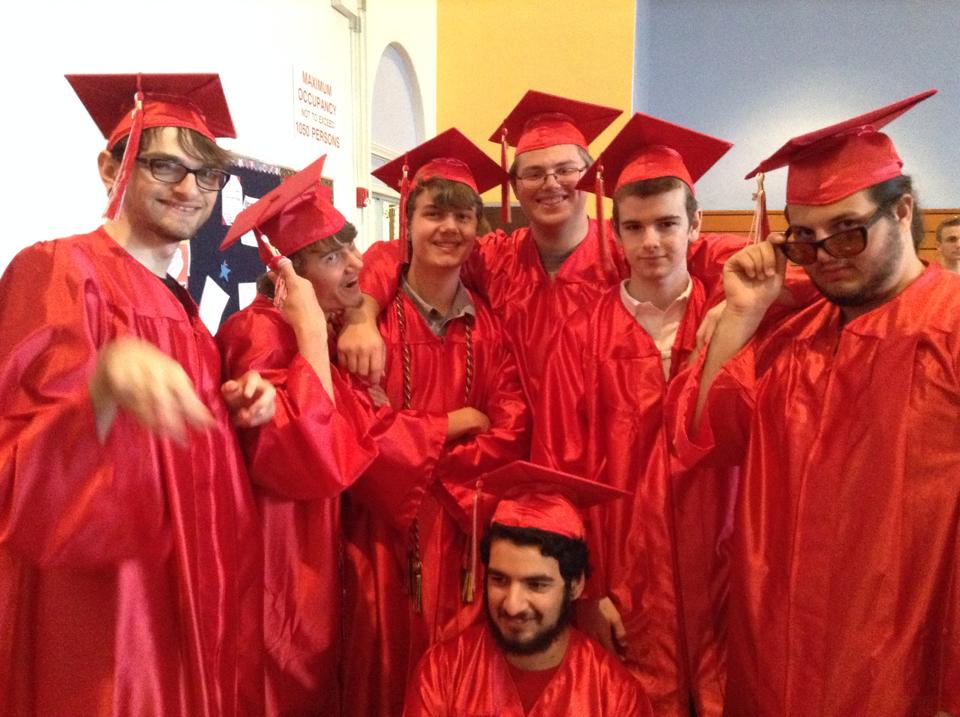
[397,160,411,264]
[256,231,288,308]
[500,128,510,225]
[462,479,482,604]
[594,165,614,281]
[104,79,145,221]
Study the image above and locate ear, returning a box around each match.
[570,574,585,601]
[895,193,914,225]
[688,208,703,242]
[97,150,119,196]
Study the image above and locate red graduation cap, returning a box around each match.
[371,127,506,262]
[488,90,622,224]
[220,154,345,266]
[578,112,733,198]
[67,73,236,220]
[480,461,628,541]
[458,460,627,603]
[491,90,622,155]
[745,89,937,206]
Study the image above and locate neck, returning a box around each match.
[406,261,461,315]
[103,218,179,278]
[840,255,925,322]
[530,212,589,276]
[503,627,570,671]
[627,271,690,311]
[941,257,960,273]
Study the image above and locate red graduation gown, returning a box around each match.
[0,229,263,716]
[670,264,960,716]
[360,226,743,448]
[403,624,653,717]
[536,278,732,717]
[217,294,386,717]
[341,284,531,717]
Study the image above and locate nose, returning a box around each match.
[542,171,562,188]
[501,583,529,615]
[439,212,459,231]
[347,246,363,271]
[171,171,202,196]
[640,227,661,250]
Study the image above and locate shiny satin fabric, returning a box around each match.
[536,278,729,717]
[669,265,960,716]
[359,221,626,439]
[341,287,531,717]
[0,229,263,716]
[403,624,653,716]
[217,296,385,716]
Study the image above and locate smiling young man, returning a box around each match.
[673,90,960,717]
[936,216,960,272]
[341,129,531,717]
[535,113,740,717]
[217,154,508,716]
[337,92,623,418]
[403,461,652,716]
[0,74,272,715]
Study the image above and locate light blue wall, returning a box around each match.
[634,0,960,210]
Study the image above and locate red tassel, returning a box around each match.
[398,160,410,264]
[595,165,613,280]
[500,128,510,225]
[462,479,482,604]
[104,81,145,220]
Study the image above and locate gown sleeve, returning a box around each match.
[0,243,163,568]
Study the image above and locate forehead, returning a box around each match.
[786,188,875,227]
[138,126,187,155]
[939,225,960,241]
[515,143,583,170]
[616,186,688,221]
[488,539,561,579]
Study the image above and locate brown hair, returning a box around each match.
[110,126,233,169]
[405,176,490,235]
[611,176,699,230]
[935,216,960,244]
[257,221,358,299]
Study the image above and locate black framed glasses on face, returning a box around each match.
[516,165,587,187]
[779,205,889,265]
[136,157,231,191]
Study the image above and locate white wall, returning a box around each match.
[0,0,437,271]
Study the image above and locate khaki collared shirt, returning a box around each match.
[402,278,476,337]
[619,278,692,379]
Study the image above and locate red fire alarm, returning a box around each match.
[356,187,369,208]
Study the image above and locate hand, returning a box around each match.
[722,235,787,318]
[695,299,726,354]
[221,371,277,428]
[89,337,214,443]
[271,258,327,337]
[575,596,627,656]
[337,295,387,384]
[445,407,491,442]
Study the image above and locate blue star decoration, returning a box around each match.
[219,260,231,282]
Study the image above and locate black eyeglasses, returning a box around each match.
[136,157,231,191]
[779,206,889,265]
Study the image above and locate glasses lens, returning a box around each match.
[518,170,545,185]
[149,159,187,183]
[196,168,230,191]
[780,241,818,265]
[824,228,867,259]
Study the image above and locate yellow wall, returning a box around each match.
[436,0,635,206]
